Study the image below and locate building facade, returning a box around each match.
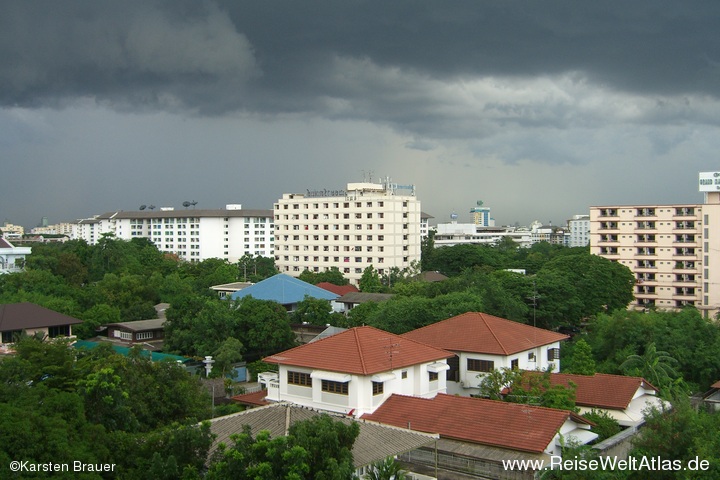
[74,205,274,262]
[567,214,591,247]
[0,238,31,274]
[273,181,421,284]
[591,177,720,317]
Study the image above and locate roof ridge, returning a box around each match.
[481,313,510,355]
[354,327,369,375]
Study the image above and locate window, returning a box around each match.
[136,332,153,341]
[467,359,494,372]
[401,371,408,379]
[547,348,561,361]
[48,325,70,338]
[511,359,519,370]
[321,380,348,395]
[288,371,312,386]
[428,371,438,382]
[372,381,384,395]
[528,352,536,362]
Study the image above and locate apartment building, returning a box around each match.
[567,214,591,247]
[273,181,421,284]
[75,205,274,262]
[591,176,720,317]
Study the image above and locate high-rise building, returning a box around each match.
[273,180,421,284]
[590,172,720,318]
[567,215,590,247]
[74,205,274,262]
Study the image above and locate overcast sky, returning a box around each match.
[2,1,719,229]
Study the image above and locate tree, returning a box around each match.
[207,415,360,480]
[565,339,596,376]
[213,337,244,377]
[291,296,339,326]
[359,265,384,292]
[364,456,408,480]
[582,409,620,442]
[619,342,681,397]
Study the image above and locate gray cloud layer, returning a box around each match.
[2,1,718,228]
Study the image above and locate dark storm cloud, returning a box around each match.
[2,0,719,115]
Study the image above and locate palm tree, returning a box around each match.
[363,456,407,480]
[620,342,680,394]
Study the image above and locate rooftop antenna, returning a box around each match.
[190,200,198,209]
[380,338,400,370]
[148,205,156,210]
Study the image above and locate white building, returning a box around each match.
[567,214,590,247]
[0,238,31,274]
[1,222,24,240]
[273,180,421,284]
[433,223,533,248]
[74,205,274,262]
[260,325,452,417]
[402,312,568,396]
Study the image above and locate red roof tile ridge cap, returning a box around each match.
[354,327,369,375]
[480,313,511,355]
[397,336,454,358]
[262,328,353,362]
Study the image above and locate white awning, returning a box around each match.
[310,371,351,383]
[558,428,598,446]
[371,372,396,382]
[427,362,450,373]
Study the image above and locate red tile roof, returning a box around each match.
[264,326,453,375]
[712,380,720,389]
[231,389,270,407]
[363,394,590,453]
[316,282,359,296]
[0,302,83,331]
[0,238,13,249]
[511,372,658,410]
[402,312,568,355]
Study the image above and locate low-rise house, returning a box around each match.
[258,325,453,417]
[702,380,720,412]
[106,318,166,346]
[512,372,663,427]
[363,393,597,479]
[229,274,338,311]
[210,281,253,299]
[336,291,394,313]
[207,402,439,478]
[0,302,82,344]
[316,282,359,312]
[0,238,31,274]
[402,312,568,395]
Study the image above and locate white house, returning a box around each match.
[0,238,31,274]
[513,372,663,427]
[258,325,453,417]
[402,312,569,395]
[364,393,597,462]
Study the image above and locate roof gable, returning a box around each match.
[229,274,338,303]
[265,326,453,375]
[402,312,568,355]
[543,373,657,410]
[363,394,587,453]
[316,282,359,296]
[0,303,83,331]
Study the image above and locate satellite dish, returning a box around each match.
[477,200,484,206]
[450,213,458,221]
[139,205,146,211]
[182,201,191,208]
[148,205,156,210]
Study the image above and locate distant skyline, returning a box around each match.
[2,1,718,229]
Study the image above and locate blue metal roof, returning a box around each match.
[229,274,339,304]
